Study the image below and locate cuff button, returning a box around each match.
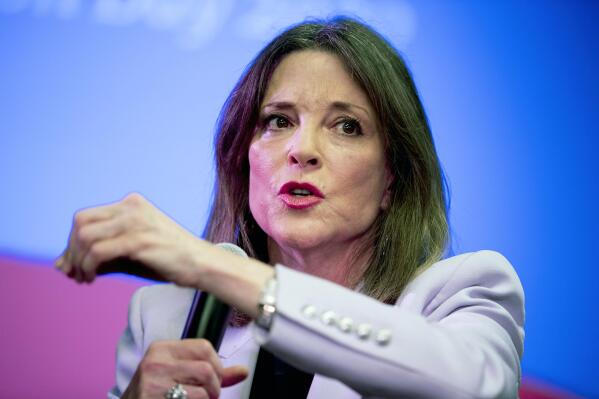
[356,323,372,339]
[375,328,392,346]
[301,304,317,318]
[320,310,338,326]
[338,317,354,333]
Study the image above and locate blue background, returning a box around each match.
[1,1,597,397]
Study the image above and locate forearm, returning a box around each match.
[260,309,518,398]
[253,253,524,398]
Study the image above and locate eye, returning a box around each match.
[264,114,291,130]
[336,118,362,136]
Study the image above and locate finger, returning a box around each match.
[72,201,123,226]
[54,253,65,271]
[81,216,129,247]
[64,201,124,272]
[146,340,222,371]
[221,365,249,387]
[179,385,209,399]
[72,216,129,271]
[79,232,146,282]
[54,254,63,268]
[136,378,210,399]
[62,230,89,283]
[57,248,78,280]
[173,340,223,376]
[174,360,221,399]
[63,231,80,278]
[57,248,86,283]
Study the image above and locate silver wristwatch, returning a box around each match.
[256,275,277,330]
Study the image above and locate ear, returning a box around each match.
[380,167,394,211]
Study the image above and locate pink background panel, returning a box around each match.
[0,255,146,398]
[0,255,583,399]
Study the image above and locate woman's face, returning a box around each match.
[248,50,392,253]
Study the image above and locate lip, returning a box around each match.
[278,181,324,209]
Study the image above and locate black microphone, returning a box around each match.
[180,243,248,349]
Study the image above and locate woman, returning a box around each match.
[56,17,524,399]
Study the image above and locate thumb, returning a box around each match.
[221,365,249,387]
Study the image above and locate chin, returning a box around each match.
[269,224,332,252]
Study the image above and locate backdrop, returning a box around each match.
[1,0,597,398]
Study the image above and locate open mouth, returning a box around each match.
[279,182,324,198]
[290,188,312,196]
[278,181,324,209]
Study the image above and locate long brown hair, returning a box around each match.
[204,16,449,304]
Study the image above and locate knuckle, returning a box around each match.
[137,372,161,394]
[124,192,145,207]
[196,361,214,378]
[87,243,104,262]
[139,357,165,375]
[73,211,87,229]
[195,364,220,398]
[196,339,212,354]
[146,341,166,356]
[77,226,93,246]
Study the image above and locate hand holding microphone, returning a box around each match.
[54,193,253,398]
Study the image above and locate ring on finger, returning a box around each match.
[165,383,188,399]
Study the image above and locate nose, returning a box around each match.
[287,125,321,168]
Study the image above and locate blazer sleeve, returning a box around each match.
[107,286,146,399]
[253,250,525,399]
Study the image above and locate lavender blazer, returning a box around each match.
[108,250,525,399]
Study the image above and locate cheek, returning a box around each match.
[332,151,388,211]
[249,143,278,189]
[248,143,273,179]
[248,143,276,225]
[248,145,264,205]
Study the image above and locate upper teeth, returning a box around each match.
[291,188,311,196]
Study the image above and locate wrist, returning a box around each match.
[189,239,216,288]
[194,242,275,318]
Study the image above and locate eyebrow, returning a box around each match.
[330,101,371,118]
[261,101,295,111]
[261,101,371,118]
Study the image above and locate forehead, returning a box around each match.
[261,50,374,113]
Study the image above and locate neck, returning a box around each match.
[267,237,373,288]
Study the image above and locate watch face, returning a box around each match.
[257,278,277,329]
